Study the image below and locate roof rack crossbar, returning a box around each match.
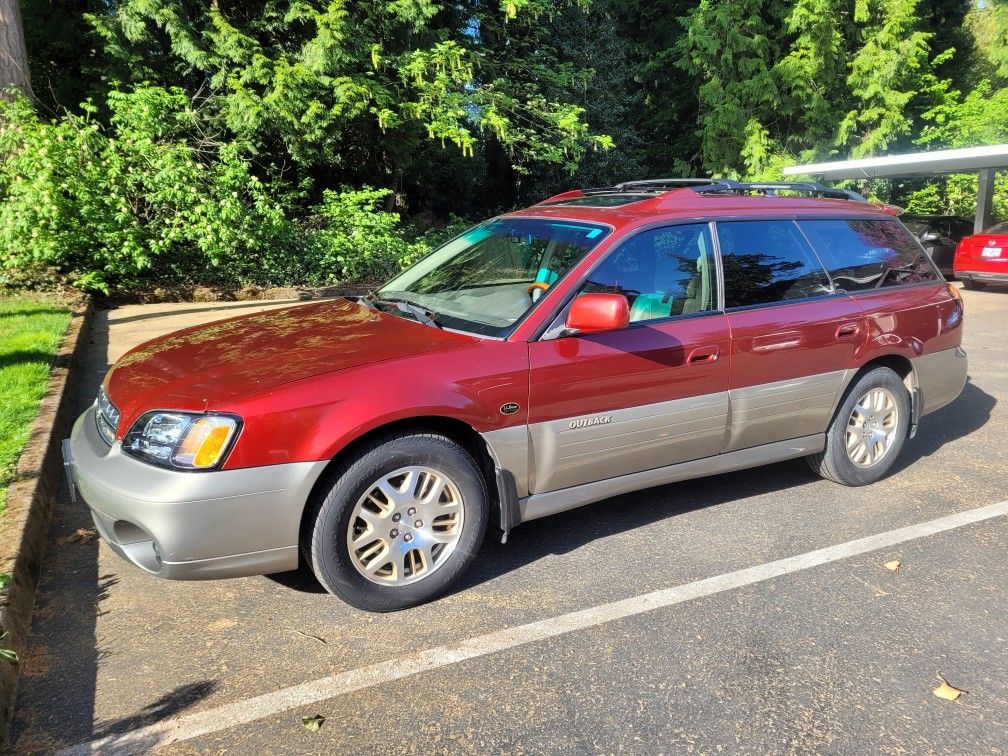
[582,178,715,195]
[574,178,867,202]
[689,180,866,202]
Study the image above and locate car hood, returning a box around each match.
[104,298,476,424]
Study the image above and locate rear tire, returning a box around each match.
[961,279,985,290]
[303,432,488,611]
[807,367,910,486]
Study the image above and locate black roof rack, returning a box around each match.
[581,178,866,202]
[582,178,714,195]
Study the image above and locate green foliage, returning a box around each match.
[5,0,1007,296]
[305,187,417,284]
[0,88,471,292]
[676,0,778,177]
[838,0,936,157]
[88,0,609,179]
[0,88,292,293]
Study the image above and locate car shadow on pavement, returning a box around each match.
[892,378,994,473]
[9,316,112,753]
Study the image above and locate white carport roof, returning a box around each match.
[784,145,1007,232]
[782,144,1008,179]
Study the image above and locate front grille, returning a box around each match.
[95,387,120,446]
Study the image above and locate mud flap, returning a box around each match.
[494,468,520,544]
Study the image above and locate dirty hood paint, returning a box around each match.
[104,298,473,424]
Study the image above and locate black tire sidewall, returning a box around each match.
[825,367,911,486]
[308,434,488,612]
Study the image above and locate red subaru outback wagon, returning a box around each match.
[64,179,967,611]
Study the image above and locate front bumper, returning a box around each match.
[65,405,328,579]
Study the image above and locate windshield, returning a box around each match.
[987,222,1008,234]
[379,217,610,336]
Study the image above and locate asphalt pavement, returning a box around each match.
[10,287,1008,754]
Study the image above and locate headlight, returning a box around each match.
[122,412,241,471]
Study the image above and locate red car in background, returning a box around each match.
[955,222,1008,289]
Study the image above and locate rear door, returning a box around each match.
[716,219,867,452]
[527,222,730,494]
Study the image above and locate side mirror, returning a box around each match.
[565,293,630,335]
[920,230,941,243]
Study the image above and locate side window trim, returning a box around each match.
[792,219,839,293]
[709,219,727,311]
[538,220,724,341]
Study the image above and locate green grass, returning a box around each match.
[0,298,72,514]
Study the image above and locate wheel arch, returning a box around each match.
[832,353,919,436]
[298,415,513,552]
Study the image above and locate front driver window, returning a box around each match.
[576,223,718,322]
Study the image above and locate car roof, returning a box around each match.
[506,187,897,231]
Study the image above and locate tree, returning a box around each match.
[87,0,610,212]
[0,0,34,100]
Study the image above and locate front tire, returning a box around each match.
[303,433,488,611]
[807,367,911,486]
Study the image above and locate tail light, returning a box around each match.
[954,237,970,262]
[946,282,963,329]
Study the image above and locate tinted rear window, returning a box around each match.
[716,220,832,308]
[798,219,941,291]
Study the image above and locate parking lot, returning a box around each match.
[9,287,1008,754]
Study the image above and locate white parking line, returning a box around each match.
[62,500,1008,755]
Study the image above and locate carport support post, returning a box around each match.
[976,168,995,233]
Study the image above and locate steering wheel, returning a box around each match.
[528,281,551,301]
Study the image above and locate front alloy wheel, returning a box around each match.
[304,432,488,611]
[347,466,465,586]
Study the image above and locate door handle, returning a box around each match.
[687,346,719,364]
[835,322,861,339]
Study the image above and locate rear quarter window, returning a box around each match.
[798,219,941,291]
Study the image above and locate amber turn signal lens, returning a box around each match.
[173,416,239,469]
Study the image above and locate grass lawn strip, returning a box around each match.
[0,298,73,515]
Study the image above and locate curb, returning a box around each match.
[0,300,94,747]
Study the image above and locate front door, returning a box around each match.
[715,219,867,452]
[527,222,731,494]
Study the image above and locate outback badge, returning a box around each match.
[500,402,521,415]
[569,414,612,429]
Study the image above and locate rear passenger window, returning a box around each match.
[799,219,941,291]
[577,223,717,322]
[716,220,832,308]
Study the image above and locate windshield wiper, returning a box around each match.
[358,292,442,329]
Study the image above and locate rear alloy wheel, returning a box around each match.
[807,367,910,486]
[304,433,488,611]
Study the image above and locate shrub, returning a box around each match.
[0,88,295,293]
[304,187,415,285]
[0,88,475,294]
